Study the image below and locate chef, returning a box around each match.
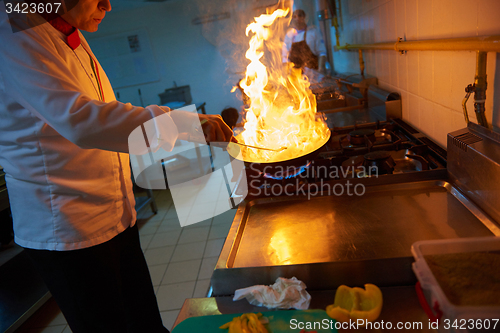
[0,1,233,332]
[283,9,327,76]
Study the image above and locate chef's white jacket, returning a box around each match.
[282,25,327,63]
[0,10,178,250]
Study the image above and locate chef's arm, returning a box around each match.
[0,26,170,152]
[0,23,231,153]
[282,29,293,63]
[3,74,176,153]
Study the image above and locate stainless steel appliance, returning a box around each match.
[213,117,500,296]
[171,79,500,329]
[169,115,495,330]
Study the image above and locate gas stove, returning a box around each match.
[233,118,447,199]
[323,119,446,174]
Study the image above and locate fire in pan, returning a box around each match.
[227,130,331,180]
[224,5,332,180]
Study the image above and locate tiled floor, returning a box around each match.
[14,190,236,333]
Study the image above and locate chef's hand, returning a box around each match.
[199,114,238,143]
[167,109,236,143]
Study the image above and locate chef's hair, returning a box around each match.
[221,107,239,129]
[294,9,306,17]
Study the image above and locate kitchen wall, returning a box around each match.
[83,0,242,115]
[331,0,500,147]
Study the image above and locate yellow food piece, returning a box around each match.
[220,322,231,329]
[240,316,251,333]
[326,284,383,326]
[220,313,269,333]
[231,317,242,333]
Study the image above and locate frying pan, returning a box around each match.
[228,130,331,179]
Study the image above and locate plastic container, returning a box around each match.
[411,236,500,332]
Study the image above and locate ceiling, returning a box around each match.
[110,0,172,13]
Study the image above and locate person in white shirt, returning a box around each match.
[282,9,327,75]
[0,1,233,332]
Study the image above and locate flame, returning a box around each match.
[235,6,330,163]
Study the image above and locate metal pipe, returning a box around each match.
[338,36,495,128]
[338,0,343,30]
[462,84,473,124]
[336,35,500,52]
[474,51,488,127]
[319,15,334,73]
[316,1,334,75]
[358,49,365,76]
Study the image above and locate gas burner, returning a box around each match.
[329,127,402,155]
[348,129,376,145]
[363,150,396,175]
[235,119,448,199]
[262,161,312,180]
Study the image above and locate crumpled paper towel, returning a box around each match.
[233,277,311,310]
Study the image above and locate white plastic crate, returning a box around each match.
[411,236,500,332]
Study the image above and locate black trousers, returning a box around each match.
[24,225,169,333]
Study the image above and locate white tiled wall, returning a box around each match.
[331,0,500,147]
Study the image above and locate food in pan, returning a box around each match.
[219,313,269,333]
[424,251,500,306]
[326,284,383,325]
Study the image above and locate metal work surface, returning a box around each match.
[174,286,434,332]
[226,181,494,269]
[211,179,497,295]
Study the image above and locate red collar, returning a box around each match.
[67,29,81,50]
[47,16,81,50]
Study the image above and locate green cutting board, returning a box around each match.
[172,309,338,332]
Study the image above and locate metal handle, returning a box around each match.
[233,142,286,152]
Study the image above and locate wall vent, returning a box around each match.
[452,132,483,151]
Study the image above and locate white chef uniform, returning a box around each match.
[282,26,327,63]
[0,11,178,251]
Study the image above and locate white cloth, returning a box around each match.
[0,9,178,250]
[282,25,327,63]
[233,277,311,310]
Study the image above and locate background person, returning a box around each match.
[282,9,327,76]
[0,1,233,332]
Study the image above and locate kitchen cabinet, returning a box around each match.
[0,248,49,333]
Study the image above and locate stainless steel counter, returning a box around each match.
[173,180,497,332]
[178,122,500,332]
[212,176,497,296]
[231,181,491,267]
